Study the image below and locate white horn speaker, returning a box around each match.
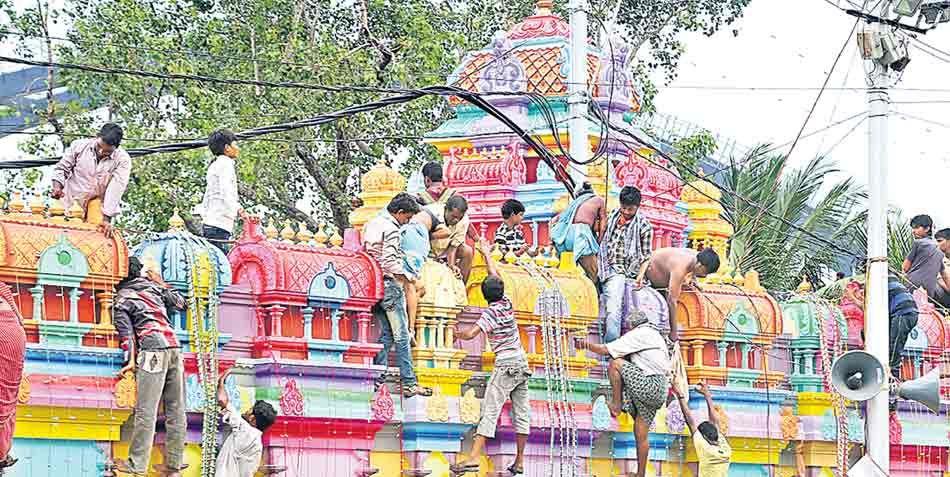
[897,367,942,413]
[830,350,886,402]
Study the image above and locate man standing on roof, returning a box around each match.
[417,161,475,283]
[50,123,131,238]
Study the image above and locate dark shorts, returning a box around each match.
[202,225,232,253]
[619,360,668,426]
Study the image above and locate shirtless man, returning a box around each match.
[551,183,607,283]
[638,247,721,342]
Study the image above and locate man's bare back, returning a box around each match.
[572,196,607,240]
[644,248,699,289]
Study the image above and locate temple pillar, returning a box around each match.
[804,351,814,375]
[356,312,372,343]
[526,325,538,354]
[302,306,315,340]
[99,291,115,326]
[30,285,44,321]
[68,288,82,323]
[267,304,286,337]
[330,310,342,342]
[716,341,728,368]
[416,317,427,348]
[691,340,705,368]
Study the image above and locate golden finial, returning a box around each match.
[28,192,45,216]
[9,192,25,214]
[490,243,503,263]
[517,251,533,266]
[503,248,517,264]
[796,275,812,294]
[67,200,84,223]
[314,223,329,247]
[264,221,279,240]
[534,250,546,267]
[329,228,344,248]
[48,199,65,220]
[167,209,185,231]
[295,222,313,243]
[545,247,560,268]
[536,0,554,15]
[280,221,296,242]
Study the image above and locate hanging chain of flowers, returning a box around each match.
[814,298,849,477]
[183,238,221,477]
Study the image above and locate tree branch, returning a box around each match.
[237,182,318,230]
[37,0,63,138]
[294,139,351,231]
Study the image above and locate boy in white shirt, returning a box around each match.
[195,129,247,253]
[215,370,277,477]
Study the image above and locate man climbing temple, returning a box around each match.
[672,382,732,476]
[416,161,475,283]
[551,182,606,283]
[50,123,131,238]
[637,247,721,342]
[363,192,432,398]
[577,315,670,477]
[113,257,187,477]
[451,240,530,475]
[598,186,653,343]
[903,214,950,309]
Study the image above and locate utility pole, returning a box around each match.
[862,36,891,477]
[568,0,589,185]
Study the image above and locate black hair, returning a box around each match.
[698,421,719,444]
[836,271,846,280]
[501,199,525,219]
[697,248,721,274]
[936,228,950,241]
[98,123,124,147]
[387,192,421,215]
[422,161,444,182]
[481,275,505,304]
[252,400,277,432]
[117,256,143,290]
[446,195,468,214]
[208,129,238,156]
[619,186,642,207]
[910,214,933,235]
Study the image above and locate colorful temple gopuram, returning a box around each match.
[1,2,948,477]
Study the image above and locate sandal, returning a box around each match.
[0,456,17,469]
[507,463,524,475]
[449,463,480,475]
[403,384,433,398]
[113,460,146,476]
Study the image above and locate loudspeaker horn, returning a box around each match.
[897,367,941,413]
[830,350,886,402]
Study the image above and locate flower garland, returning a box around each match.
[183,237,221,477]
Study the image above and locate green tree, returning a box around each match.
[719,147,866,291]
[671,129,716,178]
[2,0,753,235]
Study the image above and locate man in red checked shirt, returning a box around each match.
[112,256,187,477]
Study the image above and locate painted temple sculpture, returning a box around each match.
[0,2,948,477]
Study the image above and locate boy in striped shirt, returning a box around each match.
[494,199,530,257]
[452,240,530,475]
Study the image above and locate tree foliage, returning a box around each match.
[671,129,716,178]
[2,0,755,236]
[719,147,866,291]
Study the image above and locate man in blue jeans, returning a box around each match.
[598,186,654,343]
[363,192,432,398]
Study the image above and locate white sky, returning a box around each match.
[652,0,950,227]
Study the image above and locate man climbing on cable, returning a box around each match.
[551,182,606,284]
[598,186,653,343]
[576,314,670,477]
[636,247,721,343]
[49,123,131,238]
